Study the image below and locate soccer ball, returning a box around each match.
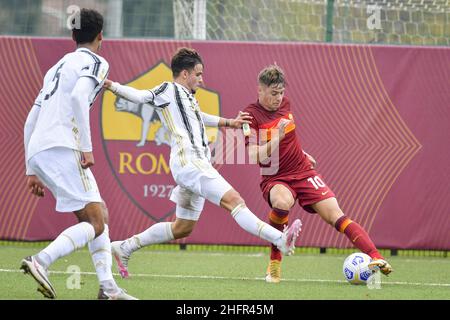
[342,252,374,285]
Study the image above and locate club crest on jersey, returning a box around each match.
[100,62,220,221]
[99,68,107,81]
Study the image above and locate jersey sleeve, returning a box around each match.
[201,112,220,127]
[33,89,44,108]
[24,104,41,175]
[149,82,171,108]
[71,76,97,152]
[79,57,109,85]
[110,81,171,108]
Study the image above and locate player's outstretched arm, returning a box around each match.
[201,112,221,127]
[226,111,252,129]
[104,79,154,104]
[202,111,252,129]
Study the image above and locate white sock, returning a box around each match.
[231,204,283,245]
[122,222,174,255]
[88,224,119,293]
[37,222,95,269]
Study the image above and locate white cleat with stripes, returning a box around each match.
[20,255,56,299]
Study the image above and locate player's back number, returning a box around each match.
[44,62,65,101]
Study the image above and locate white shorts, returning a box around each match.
[170,159,233,217]
[169,186,205,221]
[28,147,102,212]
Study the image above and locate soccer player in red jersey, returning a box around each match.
[244,65,392,283]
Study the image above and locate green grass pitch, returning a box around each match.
[1,243,449,300]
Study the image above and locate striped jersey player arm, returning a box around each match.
[23,104,41,175]
[201,112,220,127]
[109,81,170,108]
[23,88,47,175]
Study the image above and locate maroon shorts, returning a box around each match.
[261,173,335,213]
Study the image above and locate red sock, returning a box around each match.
[335,216,383,260]
[269,208,289,261]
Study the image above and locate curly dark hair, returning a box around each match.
[171,47,203,77]
[72,8,103,45]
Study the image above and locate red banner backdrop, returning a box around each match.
[0,36,449,250]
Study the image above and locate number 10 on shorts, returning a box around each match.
[307,176,325,190]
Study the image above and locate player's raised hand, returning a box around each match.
[230,111,252,129]
[278,118,293,140]
[27,175,45,197]
[80,151,95,169]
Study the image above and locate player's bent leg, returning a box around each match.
[171,217,197,239]
[23,220,96,281]
[269,184,296,211]
[99,201,109,224]
[20,211,97,298]
[219,189,244,212]
[111,208,198,279]
[78,202,136,297]
[309,197,344,226]
[221,190,302,256]
[111,221,176,279]
[265,208,288,283]
[266,184,296,283]
[268,208,290,253]
[88,224,132,297]
[21,151,100,298]
[312,198,392,275]
[188,166,302,255]
[75,202,105,237]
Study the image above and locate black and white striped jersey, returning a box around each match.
[112,81,213,167]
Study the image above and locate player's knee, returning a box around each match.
[325,210,344,226]
[87,205,106,237]
[100,202,109,224]
[172,223,193,239]
[224,190,245,209]
[271,198,294,211]
[75,203,105,237]
[92,220,105,237]
[176,228,192,239]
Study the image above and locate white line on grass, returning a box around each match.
[2,268,450,288]
[136,251,450,263]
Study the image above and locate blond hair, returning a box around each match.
[258,65,285,87]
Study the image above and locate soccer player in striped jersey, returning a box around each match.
[21,8,136,300]
[243,65,392,283]
[105,48,302,278]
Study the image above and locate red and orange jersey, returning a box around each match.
[257,112,295,142]
[244,97,314,181]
